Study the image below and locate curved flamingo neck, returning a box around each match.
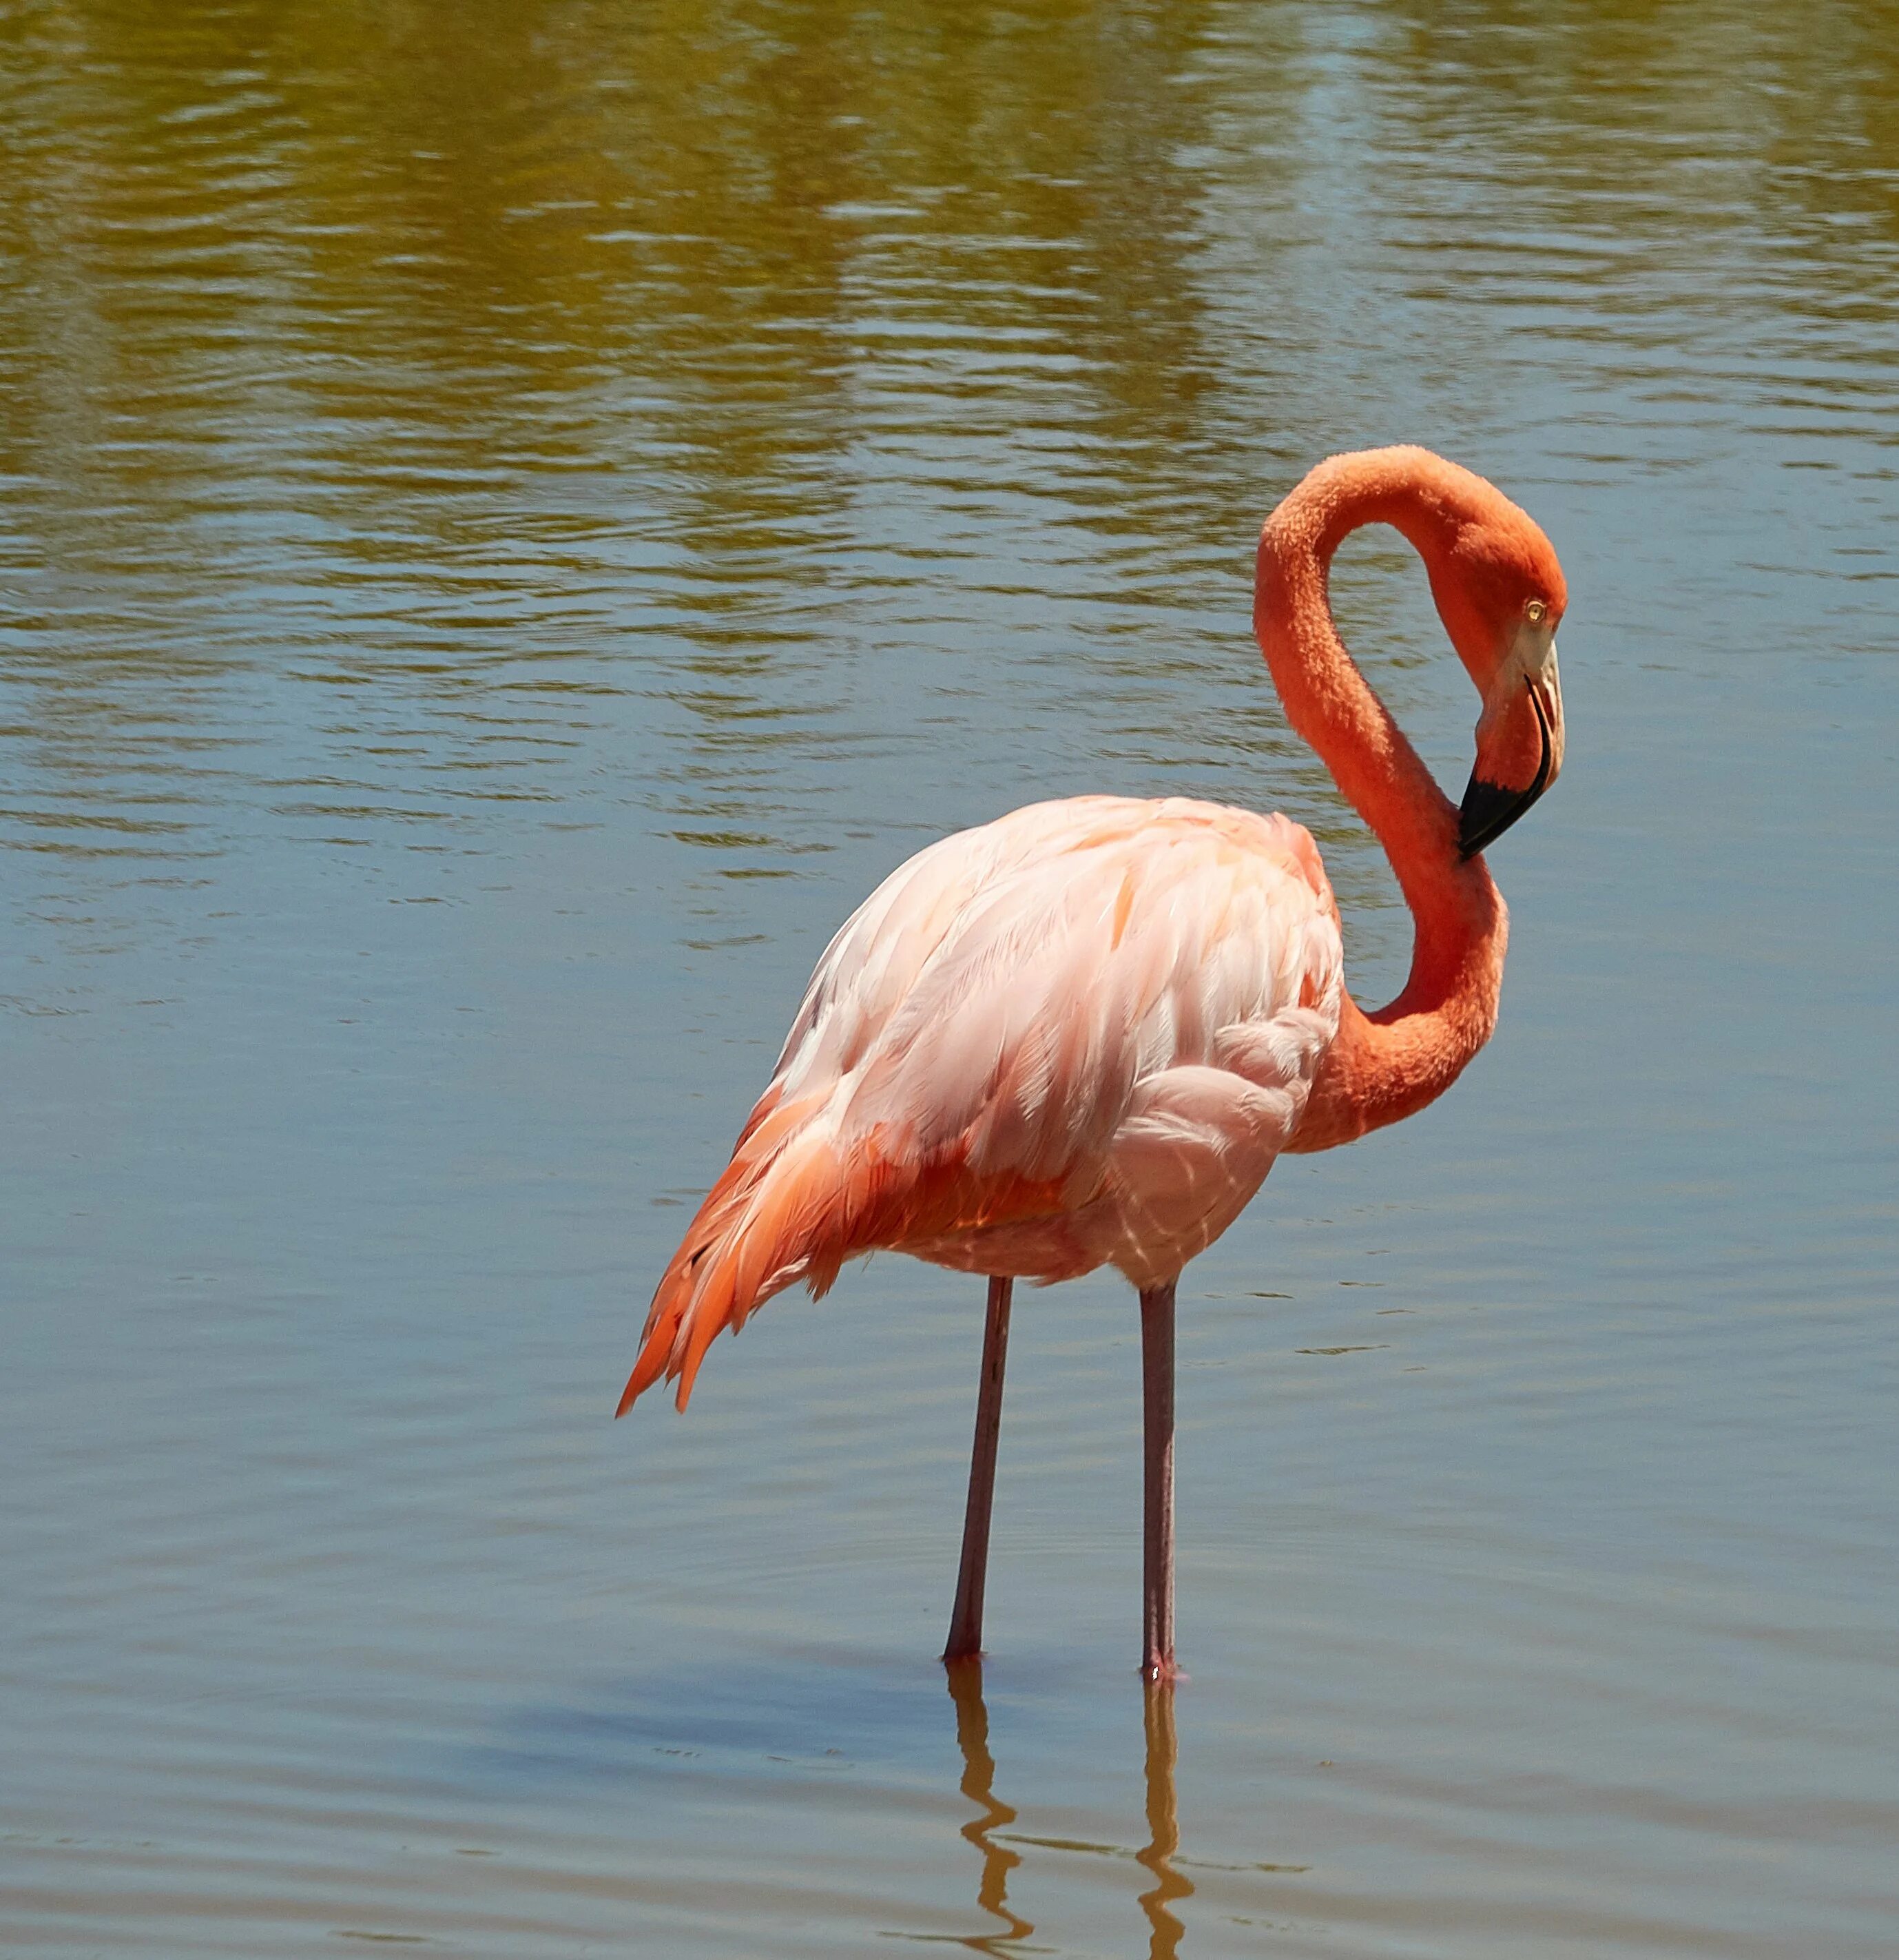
[1254,451,1508,1153]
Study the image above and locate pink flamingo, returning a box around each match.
[619,446,1568,1681]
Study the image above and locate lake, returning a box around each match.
[3,3,1896,1954]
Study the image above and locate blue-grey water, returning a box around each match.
[3,3,1896,1954]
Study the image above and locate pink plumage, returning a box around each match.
[621,797,1342,1413]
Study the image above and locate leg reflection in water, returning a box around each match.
[1135,1680,1193,1960]
[942,1662,1194,1959]
[944,1658,1035,1952]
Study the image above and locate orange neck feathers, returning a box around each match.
[1255,448,1509,1153]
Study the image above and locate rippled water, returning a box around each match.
[4,3,1897,1954]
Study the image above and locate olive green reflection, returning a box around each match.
[6,0,1893,742]
[6,0,1894,588]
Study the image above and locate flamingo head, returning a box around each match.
[1422,498,1568,860]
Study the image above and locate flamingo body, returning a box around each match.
[624,796,1343,1412]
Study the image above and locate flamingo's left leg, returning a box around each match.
[1140,1281,1179,1682]
[944,1275,1013,1662]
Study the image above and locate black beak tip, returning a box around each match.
[1457,776,1528,860]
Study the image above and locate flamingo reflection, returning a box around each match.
[942,1662,1192,1958]
[1134,1682,1192,1958]
[943,1658,1036,1953]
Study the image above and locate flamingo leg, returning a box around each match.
[944,1275,1013,1662]
[1141,1281,1179,1682]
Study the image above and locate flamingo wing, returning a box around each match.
[622,797,1342,1410]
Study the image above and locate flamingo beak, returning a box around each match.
[1458,631,1564,860]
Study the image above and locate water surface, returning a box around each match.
[3,3,1897,1954]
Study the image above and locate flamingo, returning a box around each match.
[619,446,1568,1681]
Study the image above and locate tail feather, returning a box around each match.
[619,1095,1083,1416]
[617,1093,840,1414]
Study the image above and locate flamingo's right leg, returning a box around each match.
[944,1276,1013,1662]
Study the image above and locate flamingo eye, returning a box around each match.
[1525,599,1547,624]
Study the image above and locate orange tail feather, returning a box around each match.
[619,1100,1085,1416]
[616,1093,840,1414]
